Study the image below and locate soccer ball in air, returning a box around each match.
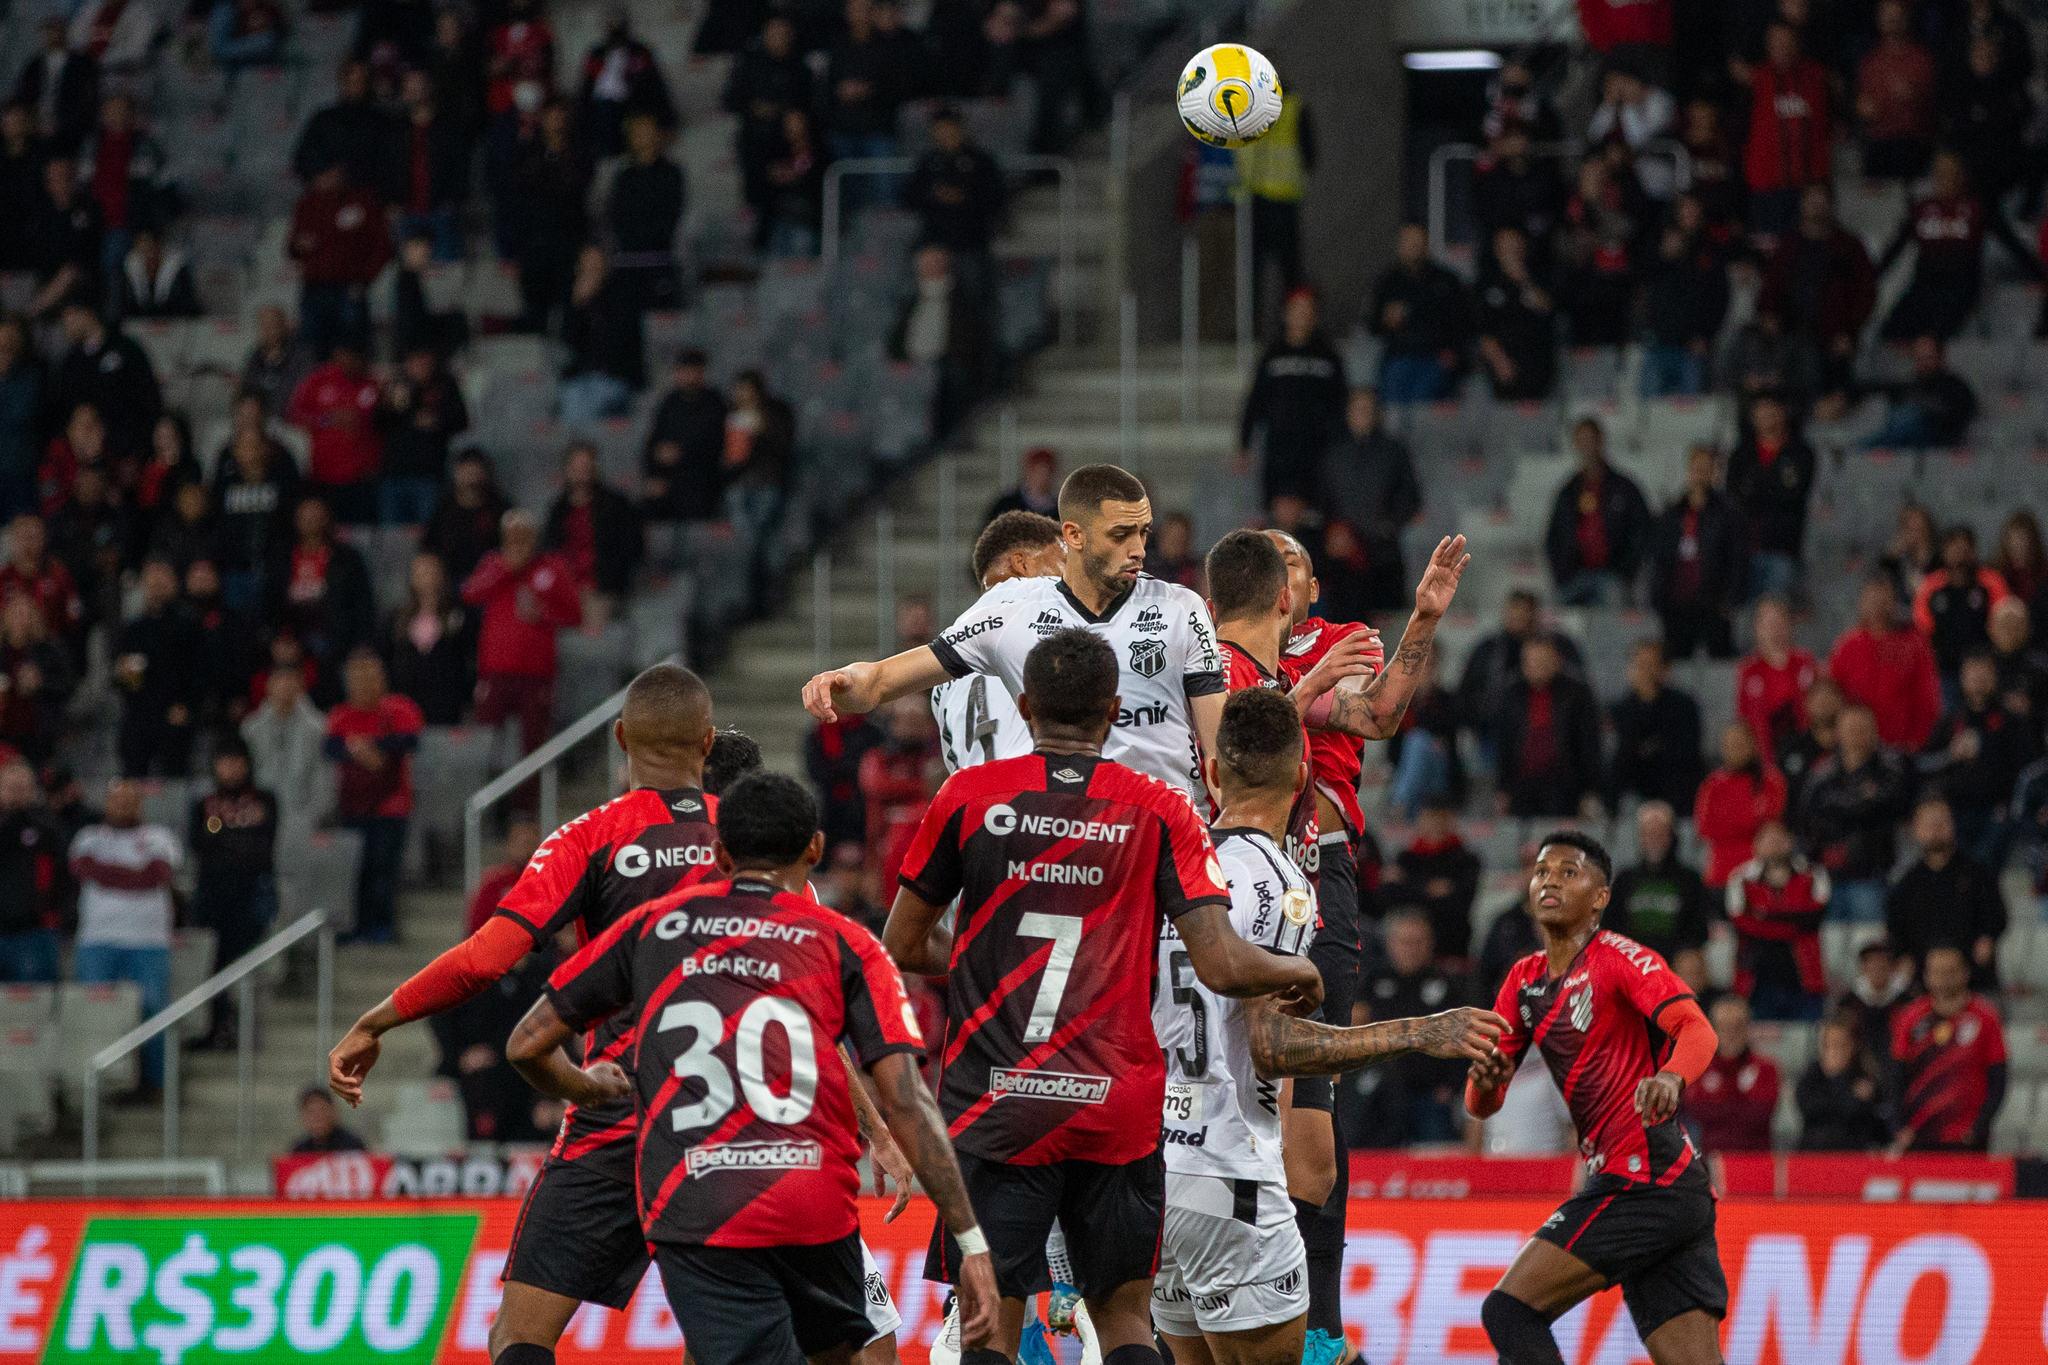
[1177,43,1283,149]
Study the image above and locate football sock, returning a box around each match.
[1103,1346,1165,1365]
[1481,1291,1565,1365]
[492,1346,555,1365]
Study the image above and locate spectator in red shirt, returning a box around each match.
[464,817,539,935]
[1736,595,1817,761]
[266,493,375,706]
[540,441,642,620]
[1576,0,1671,56]
[1743,21,1831,239]
[1726,819,1830,1020]
[856,696,939,893]
[323,649,423,943]
[0,513,83,648]
[286,339,384,525]
[1489,635,1603,819]
[1856,0,1938,180]
[461,508,581,760]
[486,0,556,117]
[1890,945,2007,1153]
[1695,720,1788,887]
[288,164,392,361]
[1831,574,1942,751]
[1686,993,1782,1152]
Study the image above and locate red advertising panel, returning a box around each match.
[2,1196,2046,1362]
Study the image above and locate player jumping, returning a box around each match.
[884,629,1324,1365]
[1466,833,1727,1365]
[932,511,1065,772]
[1153,687,1505,1365]
[506,771,1001,1365]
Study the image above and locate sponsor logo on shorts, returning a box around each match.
[989,1068,1112,1104]
[684,1139,824,1179]
[1197,1291,1232,1312]
[1267,1267,1303,1297]
[1153,1283,1192,1303]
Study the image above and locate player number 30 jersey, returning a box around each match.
[1156,829,1315,1185]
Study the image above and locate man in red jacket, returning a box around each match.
[289,163,392,360]
[1744,21,1831,239]
[0,514,82,647]
[1725,821,1830,1021]
[324,650,423,944]
[1685,994,1781,1152]
[462,508,581,761]
[287,341,384,525]
[1830,575,1941,751]
[1577,0,1672,59]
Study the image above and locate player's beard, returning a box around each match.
[1080,544,1135,597]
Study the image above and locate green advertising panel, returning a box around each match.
[45,1214,479,1365]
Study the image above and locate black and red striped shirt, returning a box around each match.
[1219,639,1320,874]
[547,879,924,1247]
[898,751,1230,1165]
[495,785,720,1179]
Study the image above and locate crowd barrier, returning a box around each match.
[4,1192,2048,1362]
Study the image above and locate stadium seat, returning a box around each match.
[169,928,217,1042]
[283,827,364,933]
[412,728,492,862]
[1562,347,1623,403]
[56,982,142,1100]
[380,1078,467,1156]
[0,1019,57,1148]
[1991,1080,2035,1154]
[0,985,53,1029]
[2006,1021,2048,1079]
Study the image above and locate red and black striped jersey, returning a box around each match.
[493,785,720,1180]
[1490,931,1700,1186]
[1218,639,1320,875]
[1280,618,1382,838]
[546,878,923,1248]
[897,750,1231,1166]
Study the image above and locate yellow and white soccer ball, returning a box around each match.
[1177,43,1283,149]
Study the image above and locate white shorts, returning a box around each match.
[1150,1171,1308,1337]
[860,1238,900,1343]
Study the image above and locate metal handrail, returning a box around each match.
[4,1159,227,1199]
[820,153,1080,347]
[462,656,680,893]
[1425,137,1696,266]
[82,908,335,1192]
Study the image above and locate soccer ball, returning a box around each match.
[1177,43,1283,149]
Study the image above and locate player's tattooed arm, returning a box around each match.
[1314,535,1469,740]
[882,885,955,976]
[1247,1000,1507,1079]
[843,1045,915,1221]
[505,996,631,1107]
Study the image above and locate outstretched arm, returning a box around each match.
[1249,1000,1506,1079]
[1314,535,1469,739]
[1176,903,1324,1009]
[868,1051,1000,1346]
[801,646,954,722]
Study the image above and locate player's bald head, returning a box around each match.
[618,664,714,761]
[1215,687,1302,792]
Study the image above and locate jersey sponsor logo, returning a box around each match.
[1188,612,1218,666]
[655,912,820,944]
[982,803,1132,843]
[683,1138,824,1179]
[943,616,1002,647]
[1251,880,1276,938]
[1159,1125,1208,1147]
[1008,860,1104,886]
[988,1067,1112,1104]
[1116,701,1169,728]
[1030,609,1064,637]
[1134,606,1167,634]
[1129,638,1167,678]
[616,843,717,877]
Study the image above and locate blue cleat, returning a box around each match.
[1019,1317,1058,1365]
[1301,1327,1351,1365]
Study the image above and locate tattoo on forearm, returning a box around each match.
[1330,622,1436,739]
[1251,1006,1454,1079]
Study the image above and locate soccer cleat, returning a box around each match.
[1047,1281,1081,1333]
[1019,1318,1057,1365]
[1301,1327,1352,1365]
[927,1294,961,1365]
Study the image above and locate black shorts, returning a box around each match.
[654,1233,872,1365]
[926,1148,1165,1300]
[503,1158,648,1310]
[1534,1165,1729,1340]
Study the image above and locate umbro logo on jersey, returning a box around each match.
[1134,606,1166,633]
[616,843,717,877]
[1129,638,1166,678]
[1052,766,1084,784]
[672,797,702,814]
[1029,609,1064,636]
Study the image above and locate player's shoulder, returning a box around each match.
[942,751,1042,796]
[1591,930,1674,979]
[1132,574,1207,617]
[1093,756,1196,816]
[1502,950,1549,990]
[1284,616,1369,660]
[970,574,1056,613]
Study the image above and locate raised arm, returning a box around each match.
[801,645,955,722]
[1248,999,1506,1079]
[1315,535,1469,740]
[883,882,954,976]
[866,1050,999,1349]
[1175,902,1324,1008]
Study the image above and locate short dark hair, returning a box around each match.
[1537,829,1613,884]
[1023,628,1117,728]
[1943,524,1978,549]
[1205,529,1288,620]
[1216,688,1301,790]
[703,727,763,795]
[972,511,1061,586]
[619,663,713,757]
[1857,939,1895,962]
[716,771,819,866]
[1057,464,1147,523]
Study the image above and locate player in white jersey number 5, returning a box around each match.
[1153,689,1508,1365]
[932,511,1065,772]
[804,465,1228,806]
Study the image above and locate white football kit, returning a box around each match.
[1152,828,1314,1338]
[927,573,1225,805]
[932,672,1031,773]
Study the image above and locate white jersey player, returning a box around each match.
[803,465,1230,806]
[932,511,1064,772]
[1152,689,1509,1365]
